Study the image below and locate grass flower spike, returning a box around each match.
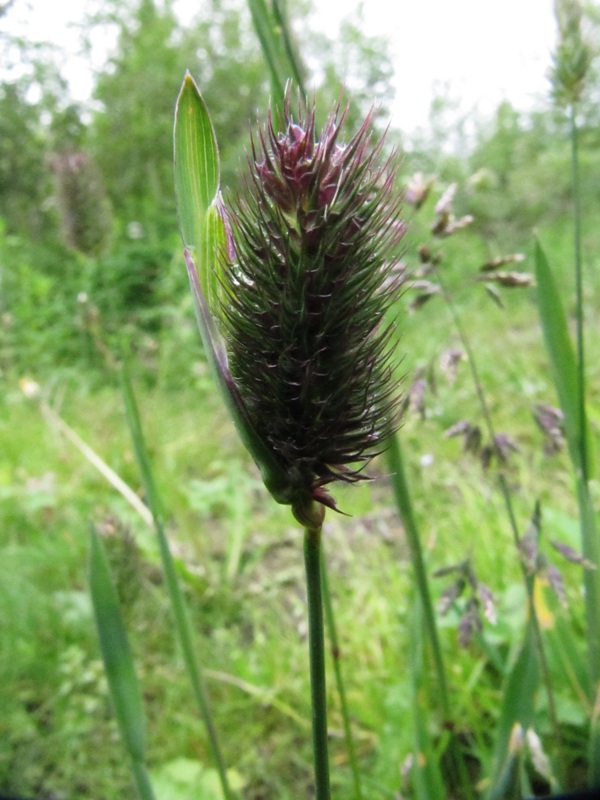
[175,75,404,524]
[175,76,405,798]
[222,97,405,521]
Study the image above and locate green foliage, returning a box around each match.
[0,226,89,375]
[247,0,305,106]
[3,0,600,797]
[0,80,53,238]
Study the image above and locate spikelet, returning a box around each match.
[221,97,405,516]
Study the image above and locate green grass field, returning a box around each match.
[1,200,597,798]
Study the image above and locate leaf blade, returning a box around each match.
[247,0,287,106]
[488,620,540,797]
[174,71,220,296]
[534,240,579,454]
[89,528,148,765]
[534,238,595,478]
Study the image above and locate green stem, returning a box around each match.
[577,475,600,784]
[131,760,157,800]
[272,0,306,96]
[304,523,331,800]
[386,434,450,717]
[321,554,363,799]
[568,104,600,726]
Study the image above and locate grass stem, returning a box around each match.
[131,760,157,800]
[304,523,331,800]
[321,554,363,799]
[569,104,588,483]
[386,434,449,717]
[568,106,600,778]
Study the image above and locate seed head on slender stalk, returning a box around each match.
[219,96,405,522]
[550,0,592,107]
[175,78,405,800]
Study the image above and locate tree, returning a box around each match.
[0,80,51,237]
[88,0,270,239]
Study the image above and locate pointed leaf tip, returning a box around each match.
[174,72,220,252]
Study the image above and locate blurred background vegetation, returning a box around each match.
[1,0,599,380]
[1,0,600,798]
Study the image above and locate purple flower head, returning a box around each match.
[221,96,405,518]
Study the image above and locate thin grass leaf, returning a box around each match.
[535,238,600,781]
[173,71,225,338]
[174,71,229,314]
[576,475,600,783]
[590,692,600,790]
[488,620,541,799]
[120,368,164,525]
[247,0,287,106]
[386,435,449,715]
[89,528,156,800]
[271,0,306,95]
[408,596,446,800]
[120,366,234,800]
[320,554,363,799]
[174,76,291,506]
[489,724,524,800]
[40,401,153,529]
[534,239,595,479]
[546,612,591,711]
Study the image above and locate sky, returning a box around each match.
[2,0,559,136]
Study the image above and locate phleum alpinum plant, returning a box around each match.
[174,74,405,798]
[81,3,600,799]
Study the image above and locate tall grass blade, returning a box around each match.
[247,0,306,111]
[436,267,562,757]
[408,595,445,800]
[386,437,476,797]
[246,0,287,107]
[534,239,594,478]
[89,528,157,800]
[386,434,449,716]
[488,619,540,798]
[535,239,600,781]
[569,105,589,484]
[271,0,306,95]
[120,366,234,800]
[488,724,523,800]
[248,0,285,105]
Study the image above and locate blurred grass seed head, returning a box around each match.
[550,0,593,105]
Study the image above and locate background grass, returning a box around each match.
[1,202,596,797]
[2,0,600,795]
